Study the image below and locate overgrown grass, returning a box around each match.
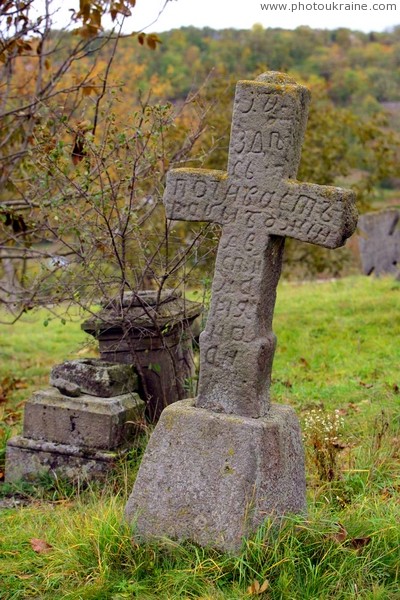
[1,485,399,599]
[0,276,399,599]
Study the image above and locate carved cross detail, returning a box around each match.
[164,72,358,418]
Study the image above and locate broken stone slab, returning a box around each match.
[50,377,81,397]
[358,209,400,277]
[23,388,144,450]
[124,399,306,553]
[5,436,124,483]
[50,359,138,398]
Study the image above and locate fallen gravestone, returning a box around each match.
[5,359,145,482]
[358,209,400,278]
[125,72,358,552]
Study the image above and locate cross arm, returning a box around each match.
[163,168,231,225]
[254,181,358,249]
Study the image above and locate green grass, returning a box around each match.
[0,276,399,599]
[274,276,399,405]
[0,308,95,401]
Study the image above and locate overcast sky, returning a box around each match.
[131,0,398,33]
[45,0,399,34]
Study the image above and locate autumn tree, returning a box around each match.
[0,0,206,320]
[2,14,400,314]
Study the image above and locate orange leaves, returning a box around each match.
[72,0,160,45]
[350,537,372,550]
[74,24,101,39]
[109,0,138,21]
[91,8,102,29]
[71,120,92,166]
[75,0,138,29]
[247,579,269,596]
[77,62,104,97]
[78,0,92,23]
[330,522,348,543]
[137,33,162,51]
[0,376,27,404]
[146,34,162,50]
[76,120,92,135]
[74,0,103,37]
[328,523,371,550]
[82,84,98,97]
[0,38,34,63]
[110,2,132,20]
[30,538,53,554]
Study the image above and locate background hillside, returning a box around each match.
[92,24,400,205]
[2,22,399,314]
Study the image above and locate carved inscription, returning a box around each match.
[163,73,357,418]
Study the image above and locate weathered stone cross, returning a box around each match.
[164,72,357,418]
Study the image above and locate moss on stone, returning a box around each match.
[172,167,227,179]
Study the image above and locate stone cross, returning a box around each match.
[164,72,357,418]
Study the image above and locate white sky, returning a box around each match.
[130,0,398,33]
[48,0,399,34]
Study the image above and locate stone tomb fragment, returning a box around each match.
[5,359,144,483]
[358,209,400,278]
[125,72,358,552]
[82,290,202,422]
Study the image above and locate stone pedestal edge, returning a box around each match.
[125,399,306,552]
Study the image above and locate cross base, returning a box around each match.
[124,399,306,553]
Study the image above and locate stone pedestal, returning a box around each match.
[5,360,145,483]
[23,388,142,450]
[82,290,202,422]
[124,399,306,552]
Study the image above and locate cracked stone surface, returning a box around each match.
[50,359,138,398]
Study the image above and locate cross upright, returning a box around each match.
[164,72,358,418]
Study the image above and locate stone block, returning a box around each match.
[125,399,306,553]
[50,359,138,398]
[23,388,144,450]
[5,436,122,483]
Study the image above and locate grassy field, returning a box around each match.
[0,276,399,599]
